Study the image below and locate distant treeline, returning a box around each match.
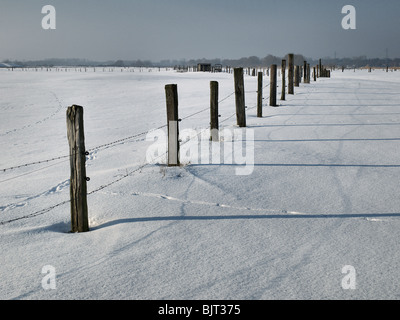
[2,55,400,68]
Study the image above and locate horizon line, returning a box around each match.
[2,55,400,64]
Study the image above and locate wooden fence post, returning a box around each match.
[66,105,89,233]
[257,72,263,117]
[165,84,180,166]
[234,68,246,127]
[288,54,294,94]
[319,59,322,77]
[303,61,307,83]
[281,60,286,101]
[294,65,300,87]
[210,81,219,141]
[270,64,277,107]
[313,66,317,81]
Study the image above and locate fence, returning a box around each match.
[0,57,333,231]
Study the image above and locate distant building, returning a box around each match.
[197,63,211,72]
[214,64,223,72]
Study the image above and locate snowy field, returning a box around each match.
[1,67,400,300]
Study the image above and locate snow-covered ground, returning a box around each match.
[1,67,399,300]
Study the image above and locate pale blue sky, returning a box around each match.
[1,0,399,61]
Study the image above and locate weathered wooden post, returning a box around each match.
[281,60,286,101]
[288,54,294,94]
[234,68,246,127]
[303,61,307,83]
[257,72,263,117]
[270,64,277,107]
[66,105,89,233]
[307,63,311,83]
[165,84,180,166]
[313,66,317,81]
[294,65,300,87]
[319,59,322,77]
[210,81,219,141]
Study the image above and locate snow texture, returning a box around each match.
[0,67,400,300]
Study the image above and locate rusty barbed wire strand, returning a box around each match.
[0,90,237,173]
[0,82,272,225]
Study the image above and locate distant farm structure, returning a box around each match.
[197,63,212,72]
[213,64,223,72]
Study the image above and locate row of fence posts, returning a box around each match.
[7,64,399,74]
[164,54,331,166]
[65,55,331,233]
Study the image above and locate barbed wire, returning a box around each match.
[0,73,282,176]
[1,154,70,173]
[179,90,236,121]
[0,200,70,226]
[0,125,164,173]
[85,91,241,195]
[0,90,238,174]
[0,158,69,184]
[0,81,274,225]
[0,162,156,226]
[87,164,148,196]
[87,125,167,153]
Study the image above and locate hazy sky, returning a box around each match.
[1,0,400,61]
